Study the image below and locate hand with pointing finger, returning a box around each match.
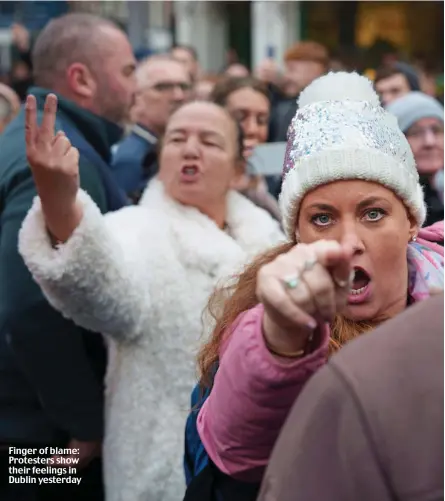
[25,94,83,243]
[256,239,353,357]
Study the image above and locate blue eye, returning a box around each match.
[312,214,331,226]
[364,209,385,222]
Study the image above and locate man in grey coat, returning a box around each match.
[258,293,444,501]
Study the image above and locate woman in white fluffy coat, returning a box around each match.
[19,97,284,501]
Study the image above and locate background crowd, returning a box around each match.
[0,4,442,501]
[0,14,443,212]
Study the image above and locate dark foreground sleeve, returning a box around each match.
[258,363,392,501]
[1,171,106,441]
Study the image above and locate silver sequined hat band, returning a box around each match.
[278,72,426,238]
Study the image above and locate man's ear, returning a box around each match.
[66,63,96,99]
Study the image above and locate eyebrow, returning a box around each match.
[166,128,186,135]
[166,128,225,141]
[233,108,269,115]
[153,79,191,85]
[306,197,389,212]
[306,203,336,212]
[201,131,225,141]
[356,197,389,210]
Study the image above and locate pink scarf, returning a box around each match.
[408,221,444,302]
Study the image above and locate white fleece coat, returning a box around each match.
[18,179,284,501]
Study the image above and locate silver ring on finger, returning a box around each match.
[282,274,301,290]
[285,271,317,317]
[301,269,335,323]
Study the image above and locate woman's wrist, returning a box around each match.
[43,199,84,244]
[262,312,312,359]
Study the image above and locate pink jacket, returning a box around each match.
[197,223,444,483]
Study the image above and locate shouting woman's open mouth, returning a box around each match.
[180,164,200,183]
[349,267,372,304]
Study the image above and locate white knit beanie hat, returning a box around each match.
[279,72,426,238]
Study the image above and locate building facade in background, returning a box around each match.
[0,1,443,74]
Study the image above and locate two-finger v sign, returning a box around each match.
[25,93,58,156]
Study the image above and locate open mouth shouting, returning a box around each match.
[180,164,200,183]
[348,267,372,304]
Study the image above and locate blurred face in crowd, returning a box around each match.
[11,61,31,81]
[406,118,444,176]
[159,102,242,223]
[171,47,199,82]
[225,64,250,79]
[298,180,417,323]
[283,60,325,97]
[194,79,216,101]
[132,59,191,135]
[225,86,270,158]
[255,58,281,86]
[86,25,137,124]
[2,87,20,116]
[66,25,137,125]
[0,85,20,133]
[375,73,411,107]
[0,96,12,134]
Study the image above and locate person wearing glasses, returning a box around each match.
[111,55,192,201]
[387,92,444,229]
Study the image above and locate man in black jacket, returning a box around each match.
[0,13,136,501]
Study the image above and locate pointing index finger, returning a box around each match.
[25,95,37,150]
[330,248,353,288]
[39,93,58,145]
[330,235,356,286]
[312,241,353,287]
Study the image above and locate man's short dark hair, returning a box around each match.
[171,44,198,62]
[374,66,403,85]
[32,13,121,88]
[375,62,420,91]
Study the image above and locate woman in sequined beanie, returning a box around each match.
[184,72,444,501]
